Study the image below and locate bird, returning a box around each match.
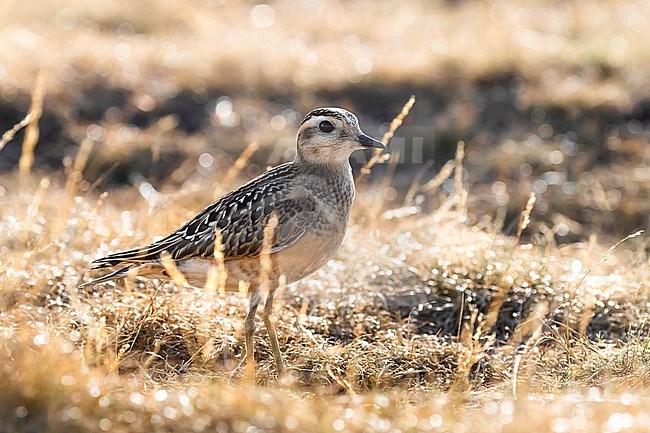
[80,107,385,378]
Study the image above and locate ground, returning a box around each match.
[1,1,649,432]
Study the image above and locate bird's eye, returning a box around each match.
[319,120,335,133]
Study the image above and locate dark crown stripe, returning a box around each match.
[300,108,346,125]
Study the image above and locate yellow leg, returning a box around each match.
[263,287,286,377]
[242,284,260,382]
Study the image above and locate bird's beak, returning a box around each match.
[357,133,385,149]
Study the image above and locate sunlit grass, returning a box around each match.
[0,140,648,431]
[1,0,649,431]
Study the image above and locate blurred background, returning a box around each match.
[0,0,648,241]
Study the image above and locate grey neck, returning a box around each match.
[293,153,352,173]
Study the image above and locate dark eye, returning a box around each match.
[319,120,335,133]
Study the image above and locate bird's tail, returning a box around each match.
[81,240,175,288]
[90,241,170,270]
[78,265,134,288]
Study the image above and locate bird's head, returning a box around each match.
[295,107,384,165]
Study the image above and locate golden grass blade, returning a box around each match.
[19,73,46,182]
[65,138,94,195]
[509,301,549,346]
[361,95,416,175]
[213,226,228,294]
[222,142,259,185]
[421,159,455,193]
[453,141,467,213]
[482,284,508,332]
[453,141,465,192]
[259,213,279,287]
[515,192,537,246]
[149,115,180,181]
[0,113,32,152]
[160,252,189,287]
[574,229,644,293]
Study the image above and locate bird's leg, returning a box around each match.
[262,286,285,377]
[242,283,261,381]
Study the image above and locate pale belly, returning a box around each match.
[273,229,345,282]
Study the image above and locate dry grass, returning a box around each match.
[1,0,650,431]
[0,141,648,431]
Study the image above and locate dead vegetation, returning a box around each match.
[0,131,648,431]
[1,0,650,431]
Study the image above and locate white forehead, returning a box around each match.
[301,108,360,127]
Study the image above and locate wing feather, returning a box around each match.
[91,163,319,269]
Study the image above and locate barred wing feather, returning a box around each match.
[91,164,318,269]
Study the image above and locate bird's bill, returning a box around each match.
[357,133,385,149]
